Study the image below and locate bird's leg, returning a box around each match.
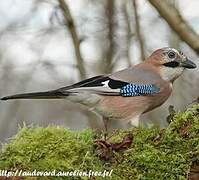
[102,116,108,141]
[102,118,119,141]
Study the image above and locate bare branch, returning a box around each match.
[104,0,115,74]
[58,0,86,79]
[148,0,199,55]
[168,0,180,49]
[132,0,145,61]
[122,1,133,67]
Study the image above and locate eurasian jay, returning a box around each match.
[1,47,196,128]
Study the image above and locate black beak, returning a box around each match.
[180,59,197,69]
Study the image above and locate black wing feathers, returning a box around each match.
[59,75,128,91]
[108,79,128,89]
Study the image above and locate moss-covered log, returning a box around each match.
[0,105,198,179]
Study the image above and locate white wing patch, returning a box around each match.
[67,79,120,95]
[101,80,110,87]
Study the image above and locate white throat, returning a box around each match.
[160,66,184,82]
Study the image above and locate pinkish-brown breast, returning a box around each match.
[96,81,172,121]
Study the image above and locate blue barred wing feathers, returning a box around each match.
[120,84,160,97]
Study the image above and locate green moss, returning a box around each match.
[0,104,199,179]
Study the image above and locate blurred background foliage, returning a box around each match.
[0,0,198,143]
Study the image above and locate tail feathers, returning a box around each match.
[1,90,69,100]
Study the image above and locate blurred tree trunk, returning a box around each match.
[132,0,145,61]
[103,0,115,74]
[122,1,133,67]
[168,0,180,49]
[148,0,199,55]
[58,0,86,79]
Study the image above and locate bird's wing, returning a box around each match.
[58,75,127,96]
[58,72,160,96]
[1,68,161,100]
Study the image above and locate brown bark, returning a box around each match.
[58,0,86,79]
[132,0,146,61]
[148,0,199,55]
[104,0,115,74]
[122,1,133,67]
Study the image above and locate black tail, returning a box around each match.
[1,90,68,100]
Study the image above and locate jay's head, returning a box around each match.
[148,47,197,82]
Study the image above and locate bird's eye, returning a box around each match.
[168,51,176,59]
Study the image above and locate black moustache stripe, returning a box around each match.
[163,61,179,68]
